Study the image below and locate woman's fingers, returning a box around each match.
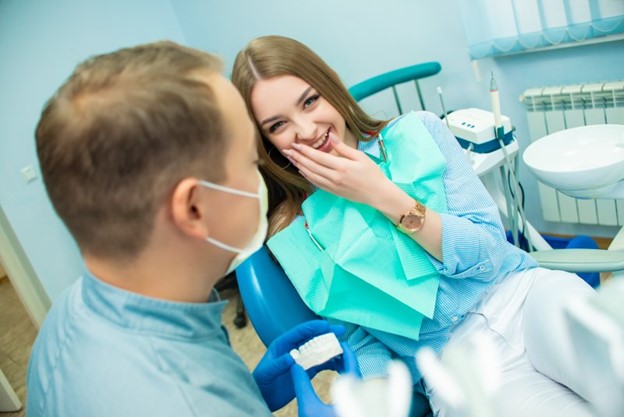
[282,141,384,203]
[296,163,333,190]
[283,147,346,185]
[291,139,363,165]
[328,136,362,159]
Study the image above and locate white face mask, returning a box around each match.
[199,172,269,275]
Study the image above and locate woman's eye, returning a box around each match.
[268,121,285,133]
[303,94,320,108]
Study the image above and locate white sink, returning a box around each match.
[523,124,624,199]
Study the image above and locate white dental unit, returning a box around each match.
[440,83,624,417]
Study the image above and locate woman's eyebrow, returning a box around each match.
[295,86,313,105]
[260,115,279,127]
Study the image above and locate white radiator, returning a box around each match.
[520,81,624,226]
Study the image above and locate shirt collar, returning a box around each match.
[81,271,228,340]
[358,137,381,158]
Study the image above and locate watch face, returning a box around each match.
[402,213,424,232]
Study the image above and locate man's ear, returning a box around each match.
[170,178,209,239]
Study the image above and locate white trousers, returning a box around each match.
[426,267,599,417]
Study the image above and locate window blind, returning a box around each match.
[458,0,624,59]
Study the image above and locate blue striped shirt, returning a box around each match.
[330,111,537,382]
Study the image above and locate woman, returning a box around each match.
[232,35,599,416]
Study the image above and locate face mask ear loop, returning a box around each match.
[198,180,259,199]
[205,236,244,254]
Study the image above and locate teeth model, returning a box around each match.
[290,332,343,370]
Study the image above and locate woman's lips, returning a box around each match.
[315,130,334,153]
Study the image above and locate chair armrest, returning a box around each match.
[530,249,624,273]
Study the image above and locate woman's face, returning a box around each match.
[250,75,357,157]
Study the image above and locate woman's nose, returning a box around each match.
[294,118,318,142]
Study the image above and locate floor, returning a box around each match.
[0,278,333,417]
[0,277,36,417]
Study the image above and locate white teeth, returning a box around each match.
[312,130,330,149]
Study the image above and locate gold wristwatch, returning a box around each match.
[397,200,426,234]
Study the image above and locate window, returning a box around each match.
[458,0,624,59]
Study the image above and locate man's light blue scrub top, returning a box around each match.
[26,272,272,417]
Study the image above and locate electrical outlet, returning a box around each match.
[20,165,38,183]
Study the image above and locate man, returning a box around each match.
[26,41,349,417]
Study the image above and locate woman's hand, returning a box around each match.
[284,136,444,260]
[282,138,393,207]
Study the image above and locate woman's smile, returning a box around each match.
[309,128,333,153]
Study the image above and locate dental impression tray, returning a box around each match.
[290,332,343,370]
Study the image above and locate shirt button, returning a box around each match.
[478,265,486,271]
[451,316,459,322]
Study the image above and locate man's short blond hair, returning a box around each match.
[36,41,225,260]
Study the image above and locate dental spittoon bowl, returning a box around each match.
[523,124,624,198]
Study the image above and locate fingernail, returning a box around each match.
[291,143,301,149]
[282,149,292,156]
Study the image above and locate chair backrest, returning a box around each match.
[236,246,319,347]
[348,62,442,114]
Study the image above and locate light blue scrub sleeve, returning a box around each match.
[418,112,527,281]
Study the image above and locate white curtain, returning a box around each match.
[458,0,624,59]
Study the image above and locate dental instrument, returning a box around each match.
[489,72,503,141]
[437,86,451,129]
[491,72,533,250]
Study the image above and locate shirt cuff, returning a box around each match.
[427,213,501,281]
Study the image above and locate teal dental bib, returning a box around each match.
[267,113,447,340]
